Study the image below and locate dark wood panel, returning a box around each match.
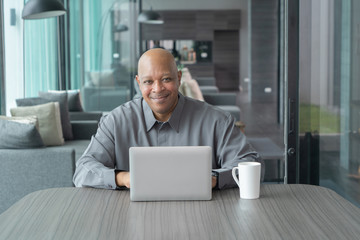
[142,10,241,40]
[250,0,279,102]
[185,64,214,78]
[214,30,239,90]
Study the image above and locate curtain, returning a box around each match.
[24,18,58,97]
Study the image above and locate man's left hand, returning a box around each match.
[212,176,217,188]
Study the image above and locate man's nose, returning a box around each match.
[152,81,164,92]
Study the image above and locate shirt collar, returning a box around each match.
[143,93,185,133]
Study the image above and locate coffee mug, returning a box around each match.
[232,162,261,199]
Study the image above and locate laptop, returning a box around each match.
[129,146,212,201]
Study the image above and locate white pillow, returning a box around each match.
[10,102,64,146]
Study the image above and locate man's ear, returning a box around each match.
[177,70,182,85]
[135,75,140,85]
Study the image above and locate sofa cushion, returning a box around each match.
[186,79,204,101]
[39,91,73,140]
[11,102,64,146]
[16,97,51,107]
[0,116,44,149]
[181,67,193,81]
[179,80,204,101]
[67,90,83,112]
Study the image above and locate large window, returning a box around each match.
[68,0,138,111]
[20,0,138,112]
[298,0,360,207]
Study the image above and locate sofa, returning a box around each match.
[0,91,103,214]
[0,119,97,214]
[81,86,130,111]
[81,69,131,111]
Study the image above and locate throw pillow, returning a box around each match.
[67,90,83,112]
[38,91,73,140]
[186,79,204,101]
[16,97,51,107]
[0,117,44,149]
[10,102,64,146]
[181,68,193,82]
[48,90,83,112]
[0,115,40,130]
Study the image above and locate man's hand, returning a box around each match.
[212,176,217,189]
[116,171,130,188]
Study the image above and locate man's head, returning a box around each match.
[136,48,182,122]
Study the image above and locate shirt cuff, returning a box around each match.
[213,168,236,189]
[103,168,117,189]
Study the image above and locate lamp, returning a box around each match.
[137,8,163,24]
[22,0,66,19]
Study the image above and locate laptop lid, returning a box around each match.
[129,146,212,201]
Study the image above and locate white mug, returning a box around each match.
[232,162,261,199]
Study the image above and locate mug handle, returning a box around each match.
[232,167,240,188]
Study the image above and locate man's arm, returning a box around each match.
[73,115,119,189]
[213,115,263,189]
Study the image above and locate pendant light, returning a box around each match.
[22,0,66,20]
[138,8,163,24]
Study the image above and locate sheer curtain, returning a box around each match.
[24,18,58,97]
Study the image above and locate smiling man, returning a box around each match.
[73,48,262,190]
[136,49,182,122]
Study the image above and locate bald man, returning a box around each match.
[73,48,262,190]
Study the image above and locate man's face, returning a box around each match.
[136,50,182,122]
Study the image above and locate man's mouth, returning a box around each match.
[151,94,169,102]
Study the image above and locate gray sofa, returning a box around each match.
[0,119,98,214]
[81,86,130,111]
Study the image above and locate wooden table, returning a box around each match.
[0,184,359,240]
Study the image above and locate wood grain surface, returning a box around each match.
[0,184,359,240]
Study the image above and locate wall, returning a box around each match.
[143,0,249,91]
[142,10,241,90]
[3,0,24,115]
[250,0,279,103]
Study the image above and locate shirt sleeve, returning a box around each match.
[73,115,118,189]
[213,115,264,189]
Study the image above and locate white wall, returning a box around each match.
[3,0,24,115]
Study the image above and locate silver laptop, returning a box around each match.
[129,146,212,201]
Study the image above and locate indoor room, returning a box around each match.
[0,0,359,239]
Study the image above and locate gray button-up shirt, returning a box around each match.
[73,94,261,189]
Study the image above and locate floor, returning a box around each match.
[235,90,360,208]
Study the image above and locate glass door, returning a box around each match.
[296,0,360,207]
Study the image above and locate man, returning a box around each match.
[73,48,262,190]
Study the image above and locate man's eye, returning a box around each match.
[162,78,171,82]
[143,80,152,84]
